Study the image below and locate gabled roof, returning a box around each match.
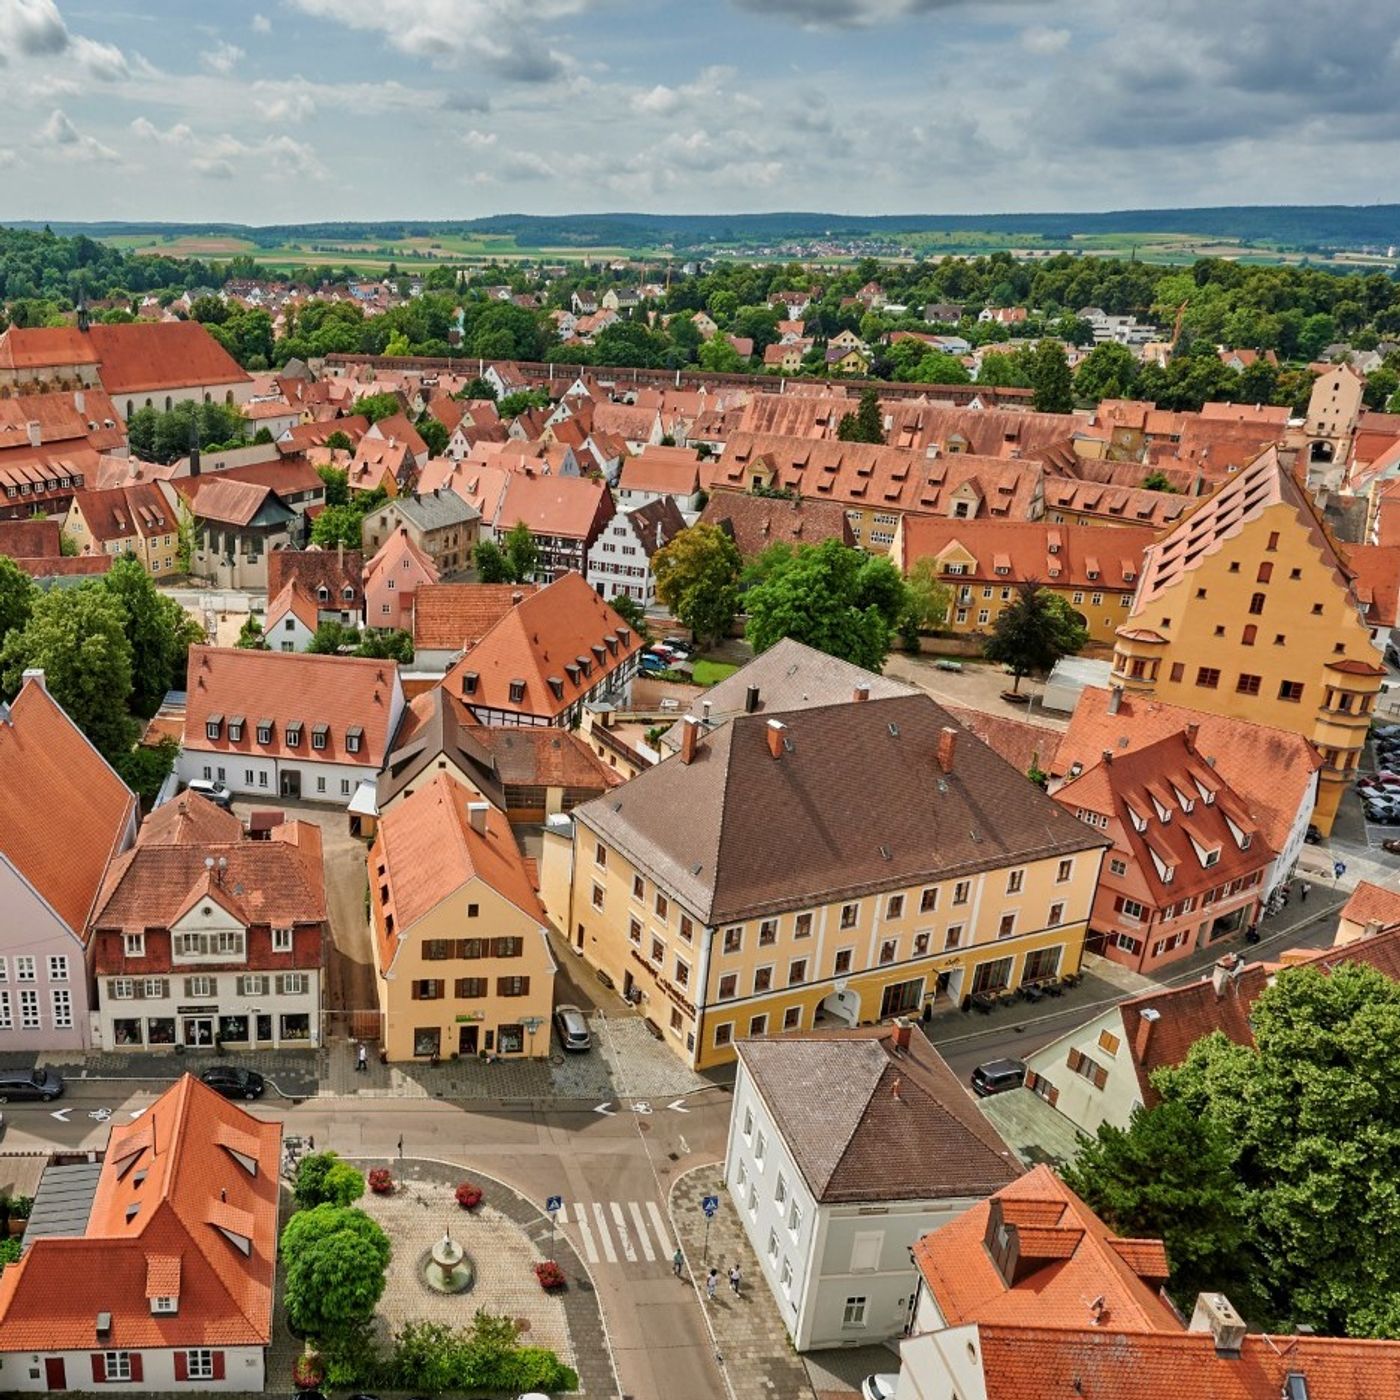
[265,577,320,634]
[72,482,175,543]
[583,692,1106,925]
[391,487,480,532]
[366,413,428,459]
[698,488,856,557]
[138,790,244,848]
[1343,543,1400,627]
[365,526,439,593]
[0,676,136,937]
[618,444,702,496]
[373,772,546,971]
[0,517,62,558]
[267,547,364,606]
[497,470,611,542]
[738,1027,1019,1204]
[443,572,642,720]
[175,476,293,529]
[617,496,687,559]
[411,582,537,652]
[277,415,369,455]
[0,1075,280,1351]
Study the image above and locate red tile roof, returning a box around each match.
[0,676,136,937]
[71,482,176,544]
[443,572,641,721]
[183,645,402,770]
[497,470,612,542]
[1338,880,1400,933]
[942,704,1061,775]
[412,582,538,651]
[0,517,61,558]
[367,413,428,459]
[173,475,283,528]
[0,1075,280,1350]
[12,553,113,579]
[1343,543,1400,628]
[699,488,856,556]
[618,444,702,496]
[0,388,125,455]
[266,547,364,609]
[265,577,320,634]
[277,415,369,455]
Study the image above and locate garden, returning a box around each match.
[282,1153,578,1396]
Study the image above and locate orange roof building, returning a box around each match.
[0,672,138,1051]
[263,578,321,652]
[266,546,364,627]
[364,525,439,634]
[442,572,642,728]
[410,582,538,670]
[494,470,614,580]
[0,1074,281,1385]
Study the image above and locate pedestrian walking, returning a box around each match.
[673,1248,684,1277]
[728,1264,742,1296]
[356,1042,368,1072]
[706,1268,718,1301]
[1301,881,1309,903]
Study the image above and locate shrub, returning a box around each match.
[291,1352,324,1390]
[534,1260,567,1290]
[280,1205,390,1339]
[367,1167,394,1194]
[0,1237,22,1270]
[386,1313,577,1395]
[454,1181,483,1210]
[294,1152,365,1210]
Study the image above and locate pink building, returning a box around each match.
[365,524,439,631]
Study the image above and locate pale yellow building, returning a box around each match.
[548,688,1107,1070]
[369,772,556,1061]
[63,482,182,578]
[1111,447,1383,834]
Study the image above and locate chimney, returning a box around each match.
[892,1019,912,1052]
[467,802,490,836]
[511,591,523,605]
[1184,721,1199,752]
[679,715,700,764]
[701,699,712,722]
[1107,685,1123,716]
[1188,1293,1247,1357]
[337,540,344,571]
[21,668,46,692]
[1133,1005,1160,1061]
[1210,954,1242,998]
[766,719,787,759]
[936,726,957,774]
[26,420,41,448]
[853,684,870,703]
[744,684,760,714]
[1102,747,1113,766]
[74,389,85,415]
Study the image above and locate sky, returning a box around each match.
[0,0,1395,224]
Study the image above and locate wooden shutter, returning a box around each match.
[1066,1047,1084,1071]
[1112,896,1125,913]
[1093,1065,1109,1090]
[90,1355,107,1383]
[174,1353,188,1383]
[1047,1084,1060,1107]
[211,1353,225,1381]
[128,1355,143,1382]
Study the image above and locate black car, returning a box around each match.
[0,1068,63,1103]
[970,1058,1026,1097]
[199,1066,266,1101]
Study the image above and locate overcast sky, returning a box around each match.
[0,0,1394,224]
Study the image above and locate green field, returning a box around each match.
[692,659,740,686]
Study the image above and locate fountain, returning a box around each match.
[420,1227,475,1295]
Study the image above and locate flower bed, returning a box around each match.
[455,1181,484,1210]
[291,1352,324,1391]
[368,1167,394,1194]
[533,1260,566,1291]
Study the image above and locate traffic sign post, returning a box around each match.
[546,1194,562,1253]
[702,1194,719,1264]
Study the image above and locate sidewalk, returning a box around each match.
[671,1165,815,1400]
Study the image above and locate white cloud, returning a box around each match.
[729,0,987,28]
[201,40,245,74]
[461,128,497,149]
[252,13,272,33]
[1020,25,1070,53]
[0,149,20,170]
[0,0,129,79]
[191,132,329,181]
[130,116,194,145]
[497,150,557,180]
[39,108,119,161]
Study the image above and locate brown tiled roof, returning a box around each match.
[138,790,244,848]
[412,582,537,652]
[11,554,112,579]
[942,705,1061,775]
[497,470,612,542]
[277,415,369,455]
[443,572,642,721]
[212,454,324,500]
[86,322,250,394]
[265,577,320,634]
[581,691,1107,924]
[1042,477,1190,529]
[1343,544,1400,627]
[0,1075,280,1351]
[737,1027,1019,1203]
[368,413,428,459]
[267,547,364,608]
[0,518,61,558]
[0,388,125,455]
[71,482,175,544]
[1339,880,1400,932]
[0,676,136,936]
[699,488,856,557]
[174,476,285,528]
[0,325,98,371]
[618,496,687,559]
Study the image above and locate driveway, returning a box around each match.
[230,795,377,1016]
[884,652,1068,728]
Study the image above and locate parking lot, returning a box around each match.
[1353,724,1400,852]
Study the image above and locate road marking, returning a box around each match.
[129,1108,146,1119]
[632,1100,652,1114]
[629,1202,656,1261]
[88,1108,111,1121]
[646,1201,674,1256]
[666,1097,690,1113]
[592,1101,615,1116]
[678,1135,691,1156]
[50,1108,71,1123]
[573,1202,599,1264]
[591,1202,618,1264]
[610,1201,638,1262]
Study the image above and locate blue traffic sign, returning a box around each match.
[546,1195,563,1214]
[1334,860,1347,878]
[702,1195,720,1219]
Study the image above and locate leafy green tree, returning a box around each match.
[293,1152,365,1210]
[473,538,512,583]
[324,431,354,454]
[460,376,496,401]
[653,524,742,648]
[606,593,648,638]
[1073,342,1138,402]
[307,620,361,655]
[311,505,366,550]
[496,388,549,419]
[836,388,885,444]
[909,351,971,385]
[745,540,907,671]
[416,416,449,457]
[280,1204,390,1339]
[354,392,403,424]
[114,735,179,804]
[503,522,538,583]
[101,557,204,716]
[697,332,745,372]
[356,629,414,665]
[983,583,1087,693]
[1029,339,1074,413]
[1364,367,1399,411]
[0,555,37,646]
[904,556,953,630]
[974,351,1032,388]
[235,616,268,649]
[1141,470,1179,492]
[1064,1101,1250,1312]
[317,465,350,507]
[0,583,136,760]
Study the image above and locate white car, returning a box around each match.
[861,1376,899,1400]
[185,778,234,809]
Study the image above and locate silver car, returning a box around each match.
[554,1004,592,1052]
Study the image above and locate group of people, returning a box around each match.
[672,1247,742,1301]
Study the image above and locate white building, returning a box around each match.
[725,1024,1020,1352]
[585,497,686,607]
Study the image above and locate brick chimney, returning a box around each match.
[1189,1293,1247,1358]
[766,719,787,759]
[853,684,870,703]
[679,715,700,764]
[936,726,957,773]
[891,1019,912,1052]
[1133,1005,1159,1061]
[1107,685,1123,716]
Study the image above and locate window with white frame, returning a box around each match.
[15,956,35,982]
[788,1199,802,1235]
[19,990,39,1029]
[185,976,215,999]
[754,1131,766,1168]
[0,957,7,981]
[124,933,145,957]
[779,1256,794,1293]
[184,1351,215,1380]
[843,1296,868,1327]
[51,989,72,1028]
[47,955,69,981]
[742,1106,753,1139]
[282,973,307,995]
[767,1228,779,1262]
[272,928,293,953]
[103,1352,133,1381]
[775,1173,787,1207]
[0,990,11,1028]
[152,1296,178,1314]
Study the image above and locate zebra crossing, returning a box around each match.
[555,1200,676,1268]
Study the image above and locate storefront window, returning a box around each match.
[498,1023,524,1055]
[280,1013,311,1042]
[147,1018,176,1045]
[414,1026,441,1057]
[113,1018,143,1047]
[219,1015,249,1043]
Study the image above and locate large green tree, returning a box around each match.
[293,1152,365,1210]
[281,1204,390,1339]
[0,555,37,645]
[653,523,742,647]
[101,558,204,717]
[982,583,1087,693]
[904,557,954,630]
[1072,341,1138,402]
[744,539,908,671]
[503,522,538,584]
[836,387,885,444]
[311,504,366,550]
[1029,339,1075,413]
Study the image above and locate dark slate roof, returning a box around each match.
[581,689,1107,924]
[393,488,480,532]
[738,1027,1021,1203]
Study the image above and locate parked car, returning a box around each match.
[553,1004,592,1053]
[185,778,234,809]
[861,1376,899,1400]
[1375,724,1400,737]
[1358,773,1400,791]
[0,1068,64,1103]
[971,1058,1025,1097]
[1366,805,1400,826]
[199,1066,266,1100]
[639,653,668,674]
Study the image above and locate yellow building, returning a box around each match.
[369,772,556,1062]
[63,483,182,578]
[891,518,1157,647]
[549,690,1106,1070]
[1111,447,1383,834]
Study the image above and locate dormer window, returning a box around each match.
[317,586,329,602]
[508,680,525,704]
[342,586,355,600]
[205,715,223,741]
[285,722,303,748]
[1204,848,1220,866]
[312,724,328,751]
[151,1296,178,1315]
[462,670,479,696]
[346,727,363,754]
[257,720,274,745]
[227,716,244,742]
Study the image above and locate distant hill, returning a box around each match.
[13,206,1400,253]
